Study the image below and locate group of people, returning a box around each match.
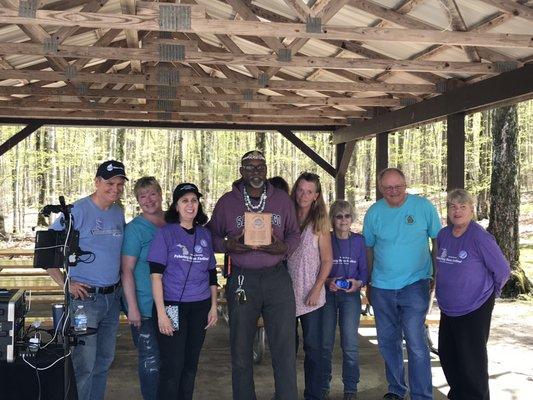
[46,151,510,400]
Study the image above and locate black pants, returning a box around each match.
[438,293,495,400]
[227,263,298,400]
[154,298,211,400]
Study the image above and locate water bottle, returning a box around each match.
[74,305,88,332]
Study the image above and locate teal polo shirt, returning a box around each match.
[363,194,441,290]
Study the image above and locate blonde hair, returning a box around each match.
[329,200,354,227]
[133,176,162,200]
[291,172,330,235]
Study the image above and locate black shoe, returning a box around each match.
[343,393,357,400]
[383,393,404,400]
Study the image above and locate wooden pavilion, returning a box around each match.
[0,0,531,197]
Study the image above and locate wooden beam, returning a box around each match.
[0,8,530,48]
[334,64,533,143]
[0,122,42,156]
[278,128,336,177]
[0,108,343,126]
[0,86,403,107]
[0,117,333,131]
[335,141,355,199]
[447,112,465,190]
[478,0,533,22]
[0,42,510,74]
[0,69,437,93]
[375,132,389,200]
[0,100,365,118]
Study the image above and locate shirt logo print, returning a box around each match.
[406,215,415,224]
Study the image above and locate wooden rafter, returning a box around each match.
[0,7,530,48]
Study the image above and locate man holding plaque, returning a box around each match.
[209,150,300,400]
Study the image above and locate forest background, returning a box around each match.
[0,99,532,286]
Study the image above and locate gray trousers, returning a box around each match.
[227,263,298,400]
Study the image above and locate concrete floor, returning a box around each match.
[105,323,448,400]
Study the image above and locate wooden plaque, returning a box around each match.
[244,212,272,246]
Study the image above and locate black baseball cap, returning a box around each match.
[95,160,129,181]
[172,183,203,203]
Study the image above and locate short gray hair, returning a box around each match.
[447,188,474,207]
[378,167,406,185]
[329,200,354,226]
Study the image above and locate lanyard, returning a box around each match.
[333,233,352,278]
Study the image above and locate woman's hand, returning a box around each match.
[345,279,362,293]
[205,305,218,329]
[326,278,339,292]
[305,285,323,306]
[158,313,174,336]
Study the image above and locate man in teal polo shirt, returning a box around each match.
[363,168,441,400]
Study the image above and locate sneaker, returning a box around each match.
[383,393,404,400]
[343,393,357,400]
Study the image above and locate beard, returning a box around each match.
[249,177,265,189]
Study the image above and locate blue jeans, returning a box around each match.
[69,288,121,400]
[131,318,160,400]
[372,279,433,400]
[299,306,324,400]
[321,290,362,395]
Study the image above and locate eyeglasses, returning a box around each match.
[241,164,267,173]
[382,184,406,192]
[334,213,352,220]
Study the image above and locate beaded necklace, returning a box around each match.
[243,185,267,213]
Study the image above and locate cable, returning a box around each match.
[22,350,72,371]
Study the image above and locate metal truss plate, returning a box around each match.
[156,99,173,111]
[493,61,519,73]
[243,89,254,101]
[159,43,185,62]
[65,65,77,80]
[19,0,37,18]
[158,112,172,120]
[229,103,240,113]
[157,66,180,87]
[400,98,417,106]
[43,37,58,53]
[159,4,191,31]
[277,48,292,62]
[157,86,177,99]
[306,17,322,34]
[258,73,268,88]
[77,83,89,96]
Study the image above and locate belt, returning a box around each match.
[86,282,121,294]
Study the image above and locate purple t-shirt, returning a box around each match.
[208,181,300,269]
[435,221,510,316]
[329,232,368,285]
[147,224,216,303]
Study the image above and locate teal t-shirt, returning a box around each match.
[121,215,159,317]
[363,194,441,290]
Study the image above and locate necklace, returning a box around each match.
[243,186,267,213]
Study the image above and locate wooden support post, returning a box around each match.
[277,128,336,177]
[0,122,42,157]
[446,112,465,190]
[336,143,346,200]
[375,132,389,200]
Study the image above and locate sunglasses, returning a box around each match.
[241,164,267,173]
[334,213,352,220]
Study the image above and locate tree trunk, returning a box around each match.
[364,139,372,201]
[255,131,266,154]
[36,128,48,226]
[477,110,490,220]
[488,105,532,297]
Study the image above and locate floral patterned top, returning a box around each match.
[287,224,325,317]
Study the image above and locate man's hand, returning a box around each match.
[127,307,142,328]
[69,281,91,300]
[256,234,288,255]
[225,234,253,254]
